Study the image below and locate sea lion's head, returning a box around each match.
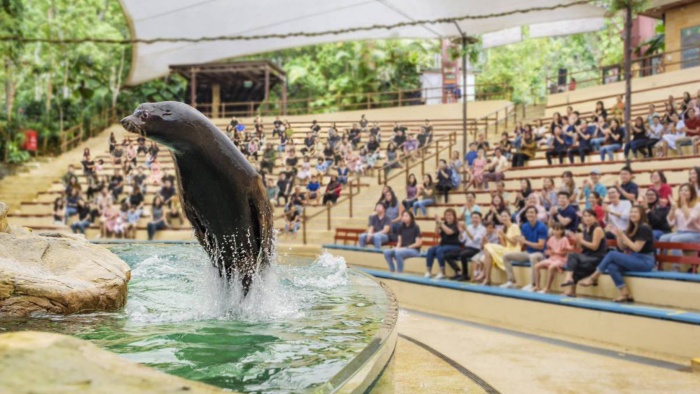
[121,101,212,153]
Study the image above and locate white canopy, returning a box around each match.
[118,0,606,85]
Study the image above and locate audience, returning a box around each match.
[383,211,422,273]
[580,205,655,302]
[424,209,462,279]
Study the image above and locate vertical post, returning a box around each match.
[349,180,353,218]
[249,102,254,117]
[264,65,270,115]
[302,210,307,244]
[435,140,440,168]
[211,84,221,119]
[398,90,403,107]
[504,108,508,130]
[367,94,371,110]
[189,68,197,108]
[327,207,331,230]
[461,34,468,156]
[624,3,633,168]
[282,78,288,116]
[421,156,425,176]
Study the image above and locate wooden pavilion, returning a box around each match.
[170,60,287,118]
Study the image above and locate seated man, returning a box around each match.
[501,207,548,289]
[359,203,392,249]
[550,191,579,234]
[482,148,509,189]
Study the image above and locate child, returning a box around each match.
[531,222,571,293]
[266,178,280,206]
[126,204,142,239]
[284,205,302,239]
[315,156,329,175]
[297,156,312,181]
[470,221,499,280]
[306,176,321,206]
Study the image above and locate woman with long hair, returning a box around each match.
[648,170,672,204]
[412,175,436,216]
[561,209,607,297]
[599,118,624,161]
[484,194,507,227]
[659,183,700,253]
[322,175,342,206]
[624,116,651,158]
[476,210,521,285]
[424,209,462,279]
[514,179,533,211]
[539,177,557,211]
[402,174,419,211]
[467,149,486,190]
[383,210,423,273]
[690,167,700,195]
[511,131,537,168]
[580,205,655,302]
[644,189,672,240]
[560,171,578,204]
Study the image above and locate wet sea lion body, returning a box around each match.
[121,102,273,292]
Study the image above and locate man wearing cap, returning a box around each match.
[579,169,607,210]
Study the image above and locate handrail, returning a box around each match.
[196,84,514,118]
[545,45,700,95]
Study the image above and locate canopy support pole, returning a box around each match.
[624,3,633,168]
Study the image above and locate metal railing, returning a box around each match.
[545,45,700,94]
[195,83,514,118]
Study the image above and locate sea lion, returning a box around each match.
[120,101,273,293]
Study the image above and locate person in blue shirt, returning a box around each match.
[568,122,595,163]
[306,175,321,206]
[498,207,548,289]
[580,169,607,210]
[464,142,478,167]
[550,191,579,234]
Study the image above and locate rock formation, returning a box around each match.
[0,331,226,393]
[0,203,131,316]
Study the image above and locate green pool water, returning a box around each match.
[0,244,387,393]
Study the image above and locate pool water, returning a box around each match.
[0,244,387,393]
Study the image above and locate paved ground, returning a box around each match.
[388,309,700,393]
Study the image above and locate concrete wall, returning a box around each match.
[665,1,700,72]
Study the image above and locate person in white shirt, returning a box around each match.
[482,148,510,189]
[605,186,631,238]
[659,118,685,156]
[444,212,486,281]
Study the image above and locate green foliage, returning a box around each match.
[247,40,440,112]
[475,21,625,104]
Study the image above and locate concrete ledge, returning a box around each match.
[378,276,700,362]
[323,246,700,313]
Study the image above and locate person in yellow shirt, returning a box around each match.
[474,210,522,286]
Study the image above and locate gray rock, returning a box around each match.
[0,228,131,317]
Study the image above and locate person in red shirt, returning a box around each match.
[678,108,700,154]
[647,170,673,205]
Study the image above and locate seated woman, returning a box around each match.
[511,131,537,168]
[545,126,569,165]
[648,170,672,204]
[412,175,436,216]
[322,175,342,206]
[475,210,521,285]
[580,205,655,302]
[599,119,624,161]
[402,174,419,211]
[659,183,700,255]
[384,211,422,273]
[484,194,507,228]
[424,209,462,279]
[645,189,671,240]
[624,117,651,159]
[561,209,607,297]
[146,196,169,241]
